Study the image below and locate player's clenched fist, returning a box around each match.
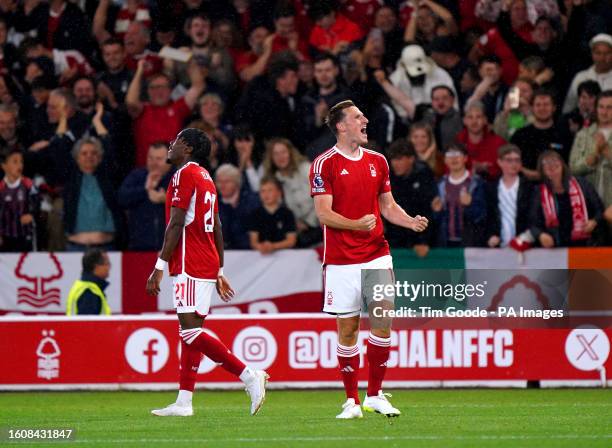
[409,215,429,232]
[355,214,377,231]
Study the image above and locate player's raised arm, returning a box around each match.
[313,195,376,231]
[378,191,428,232]
[145,206,185,296]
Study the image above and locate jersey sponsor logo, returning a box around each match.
[172,188,180,202]
[369,164,377,177]
[340,168,349,175]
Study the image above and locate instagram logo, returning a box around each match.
[233,327,277,370]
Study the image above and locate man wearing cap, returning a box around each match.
[388,45,457,120]
[563,34,612,114]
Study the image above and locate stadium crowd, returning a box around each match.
[0,0,611,255]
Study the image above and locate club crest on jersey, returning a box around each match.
[312,174,325,193]
[369,163,377,177]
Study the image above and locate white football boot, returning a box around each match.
[151,402,193,417]
[362,391,401,417]
[336,398,363,419]
[245,370,269,415]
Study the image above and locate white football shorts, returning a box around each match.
[172,273,216,316]
[323,255,394,317]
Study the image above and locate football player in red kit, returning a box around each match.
[146,128,268,417]
[310,101,428,418]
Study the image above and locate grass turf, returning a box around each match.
[0,389,610,448]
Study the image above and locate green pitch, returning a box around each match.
[1,389,610,447]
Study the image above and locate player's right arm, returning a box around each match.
[145,206,185,296]
[314,195,376,231]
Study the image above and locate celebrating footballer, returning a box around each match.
[310,100,428,419]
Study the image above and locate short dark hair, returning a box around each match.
[0,148,23,165]
[72,75,95,90]
[497,143,521,159]
[325,100,355,135]
[387,139,416,160]
[478,54,502,67]
[259,175,283,192]
[520,55,546,74]
[532,88,556,105]
[268,51,299,84]
[149,141,169,151]
[102,37,124,48]
[273,3,296,21]
[308,1,336,22]
[444,142,468,155]
[578,80,602,98]
[431,85,455,99]
[179,128,211,165]
[313,52,338,67]
[82,248,106,274]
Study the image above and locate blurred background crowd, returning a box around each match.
[0,0,610,256]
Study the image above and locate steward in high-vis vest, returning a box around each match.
[66,248,112,315]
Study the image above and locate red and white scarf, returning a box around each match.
[540,177,589,241]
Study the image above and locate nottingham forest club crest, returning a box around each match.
[369,164,377,177]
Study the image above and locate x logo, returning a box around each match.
[576,334,599,361]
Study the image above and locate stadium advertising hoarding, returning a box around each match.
[0,315,609,390]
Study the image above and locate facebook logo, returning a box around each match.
[125,328,169,374]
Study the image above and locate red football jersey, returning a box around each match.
[310,146,391,265]
[166,162,220,280]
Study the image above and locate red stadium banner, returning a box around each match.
[0,315,609,390]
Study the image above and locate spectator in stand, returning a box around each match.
[308,1,364,56]
[373,5,405,66]
[403,0,458,52]
[511,89,572,180]
[123,21,163,78]
[126,59,205,168]
[429,36,473,101]
[408,121,444,179]
[563,34,612,114]
[300,53,352,146]
[72,77,114,137]
[465,55,508,124]
[425,85,463,151]
[0,104,23,154]
[530,150,604,247]
[216,163,260,249]
[261,138,320,247]
[63,136,122,252]
[269,4,310,62]
[163,13,235,93]
[247,176,297,254]
[93,0,152,44]
[456,101,506,180]
[236,52,303,144]
[0,149,38,252]
[493,77,535,140]
[0,17,19,76]
[20,38,93,86]
[97,38,133,107]
[570,90,612,210]
[432,143,487,247]
[235,26,274,84]
[189,93,232,156]
[118,142,174,251]
[388,45,457,121]
[485,144,533,247]
[517,56,553,88]
[13,0,91,56]
[228,124,260,192]
[471,0,534,85]
[385,138,437,256]
[563,80,601,137]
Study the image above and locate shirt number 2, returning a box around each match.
[204,191,216,233]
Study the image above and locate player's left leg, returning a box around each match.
[361,261,400,417]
